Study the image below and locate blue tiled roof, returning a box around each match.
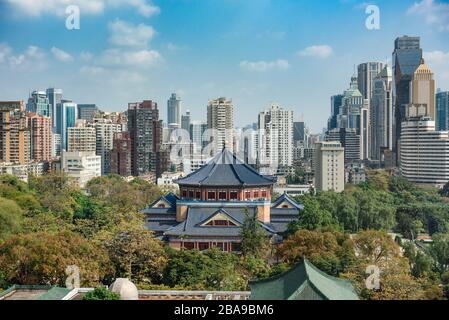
[175,149,275,187]
[271,193,304,210]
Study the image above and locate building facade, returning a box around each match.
[56,100,77,152]
[437,91,449,131]
[110,131,132,177]
[167,93,182,127]
[61,151,101,188]
[207,97,234,152]
[77,104,99,121]
[27,113,52,162]
[314,141,345,193]
[46,88,63,130]
[26,91,51,118]
[67,125,96,153]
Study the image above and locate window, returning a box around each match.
[199,242,209,251]
[208,191,216,200]
[262,190,267,198]
[188,190,194,198]
[205,219,237,227]
[245,191,251,199]
[218,191,227,200]
[282,204,289,208]
[230,191,238,200]
[196,191,201,200]
[183,242,194,250]
[254,191,259,198]
[158,203,166,208]
[182,190,187,198]
[231,242,241,252]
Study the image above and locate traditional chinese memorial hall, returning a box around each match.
[143,148,304,251]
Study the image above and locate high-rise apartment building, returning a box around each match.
[46,88,63,130]
[393,36,423,156]
[314,141,345,193]
[26,91,51,118]
[258,103,293,174]
[27,113,52,162]
[207,97,234,152]
[371,66,393,161]
[67,125,96,153]
[88,118,123,175]
[110,131,132,177]
[436,91,449,131]
[128,100,161,176]
[167,93,182,127]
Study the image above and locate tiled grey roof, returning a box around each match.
[271,193,304,210]
[175,149,275,187]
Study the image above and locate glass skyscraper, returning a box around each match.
[56,100,77,151]
[437,91,449,131]
[26,91,51,117]
[46,88,63,130]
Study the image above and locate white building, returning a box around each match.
[207,97,234,152]
[258,103,294,175]
[61,151,101,188]
[314,141,345,193]
[157,172,185,191]
[400,117,449,187]
[0,162,47,182]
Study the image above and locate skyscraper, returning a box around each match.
[293,121,306,145]
[190,120,207,154]
[326,128,360,163]
[392,36,423,157]
[77,104,99,121]
[28,113,52,162]
[328,95,343,131]
[46,88,63,130]
[314,141,345,193]
[128,100,161,176]
[167,93,182,127]
[371,66,393,161]
[56,100,77,152]
[410,59,436,121]
[357,62,384,103]
[181,110,191,132]
[26,91,51,118]
[258,103,294,174]
[207,97,234,152]
[436,91,449,131]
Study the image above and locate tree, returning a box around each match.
[277,229,355,276]
[440,181,449,197]
[0,231,111,287]
[0,197,23,240]
[102,222,167,285]
[429,233,449,275]
[83,287,120,300]
[288,196,335,233]
[240,210,270,258]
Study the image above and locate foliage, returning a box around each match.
[0,197,23,240]
[0,231,111,287]
[83,287,120,300]
[240,211,270,258]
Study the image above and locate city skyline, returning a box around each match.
[1,0,449,132]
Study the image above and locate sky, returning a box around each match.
[0,0,449,133]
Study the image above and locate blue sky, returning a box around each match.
[0,0,449,132]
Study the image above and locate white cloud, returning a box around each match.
[297,45,333,59]
[99,48,162,68]
[407,0,449,31]
[108,20,156,47]
[424,50,449,84]
[6,0,159,17]
[80,65,105,76]
[0,43,46,69]
[51,47,73,62]
[240,59,290,72]
[80,51,94,62]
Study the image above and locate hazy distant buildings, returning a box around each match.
[77,104,99,121]
[393,36,423,156]
[207,97,234,152]
[436,91,449,131]
[167,93,182,127]
[371,66,393,161]
[314,141,345,193]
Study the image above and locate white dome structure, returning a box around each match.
[109,278,139,300]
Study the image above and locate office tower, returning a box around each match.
[190,120,207,153]
[328,95,343,131]
[371,66,393,161]
[56,100,77,151]
[360,101,370,160]
[46,88,63,130]
[167,93,182,127]
[87,118,123,175]
[326,128,360,163]
[26,91,51,117]
[294,121,306,145]
[436,91,449,131]
[400,117,449,186]
[128,100,160,176]
[207,97,234,152]
[110,131,132,177]
[258,103,294,174]
[77,104,99,121]
[358,62,384,103]
[410,59,436,121]
[393,36,423,156]
[314,141,345,193]
[27,113,52,162]
[0,109,30,164]
[181,110,191,132]
[61,151,101,188]
[67,124,96,153]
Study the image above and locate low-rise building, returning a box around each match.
[61,151,101,188]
